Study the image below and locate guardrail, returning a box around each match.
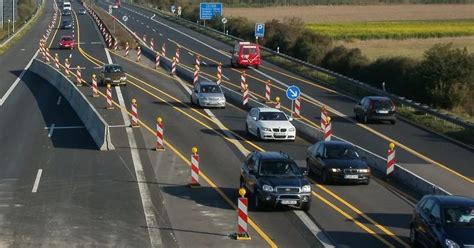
[125,2,474,131]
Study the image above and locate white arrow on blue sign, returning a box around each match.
[286,85,301,101]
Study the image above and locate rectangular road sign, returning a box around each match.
[199,3,223,20]
[255,23,265,38]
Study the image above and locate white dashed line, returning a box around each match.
[31,169,43,193]
[47,123,55,138]
[56,96,62,105]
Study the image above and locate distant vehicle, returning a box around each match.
[61,20,72,29]
[230,41,261,69]
[62,9,71,16]
[246,107,295,141]
[190,80,226,108]
[78,8,86,15]
[98,64,127,86]
[410,195,474,248]
[240,151,311,211]
[63,1,71,11]
[59,36,75,49]
[354,96,396,124]
[306,141,370,185]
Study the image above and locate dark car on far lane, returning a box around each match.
[354,96,397,124]
[62,9,71,16]
[78,8,86,15]
[61,20,72,29]
[410,195,474,248]
[306,141,370,185]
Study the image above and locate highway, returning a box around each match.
[0,0,471,247]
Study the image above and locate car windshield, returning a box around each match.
[324,145,360,160]
[372,99,392,109]
[258,112,287,121]
[443,206,474,227]
[259,160,301,177]
[105,66,123,73]
[63,21,71,25]
[62,37,73,41]
[200,85,221,93]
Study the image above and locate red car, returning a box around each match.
[59,36,75,49]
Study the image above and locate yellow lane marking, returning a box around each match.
[73,13,278,248]
[168,40,474,184]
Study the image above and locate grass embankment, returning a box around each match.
[89,4,136,49]
[307,20,474,40]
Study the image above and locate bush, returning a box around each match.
[321,46,369,77]
[18,0,36,23]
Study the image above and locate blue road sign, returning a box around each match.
[255,23,265,38]
[199,3,223,20]
[171,5,176,13]
[286,85,301,101]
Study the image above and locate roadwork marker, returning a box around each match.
[161,43,166,58]
[243,84,249,106]
[125,42,129,57]
[216,62,222,85]
[240,71,246,92]
[274,96,281,109]
[321,106,328,130]
[193,64,199,84]
[136,45,141,62]
[386,143,396,178]
[189,147,200,188]
[233,188,251,240]
[175,47,180,64]
[265,80,271,103]
[130,98,139,127]
[64,58,71,77]
[156,117,164,151]
[324,117,332,141]
[294,97,301,118]
[106,84,114,109]
[92,74,99,97]
[155,52,160,69]
[75,66,82,86]
[171,56,177,75]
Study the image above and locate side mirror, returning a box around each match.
[288,117,294,122]
[252,116,257,121]
[302,168,309,176]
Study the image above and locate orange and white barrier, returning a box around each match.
[175,47,180,64]
[136,46,141,62]
[106,84,114,109]
[189,147,200,187]
[150,38,154,51]
[195,55,200,67]
[386,143,396,177]
[294,97,301,117]
[125,42,129,57]
[193,64,199,84]
[75,66,82,86]
[235,188,251,240]
[321,106,328,130]
[114,40,118,51]
[161,43,166,57]
[92,74,99,97]
[156,117,164,151]
[265,80,271,103]
[275,97,281,109]
[323,117,332,141]
[64,58,70,77]
[142,34,147,43]
[243,84,249,106]
[45,48,51,64]
[155,52,160,69]
[240,71,246,92]
[108,35,112,48]
[216,62,222,85]
[54,53,60,69]
[130,99,139,127]
[171,56,177,75]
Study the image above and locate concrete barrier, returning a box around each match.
[29,59,114,151]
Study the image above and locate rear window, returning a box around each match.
[372,99,392,109]
[105,66,123,73]
[242,46,257,55]
[62,37,73,41]
[200,85,221,93]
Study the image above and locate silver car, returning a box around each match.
[190,81,226,108]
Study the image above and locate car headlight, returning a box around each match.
[301,185,311,193]
[262,184,273,192]
[105,77,111,81]
[329,168,341,173]
[445,239,460,248]
[261,127,271,132]
[288,128,295,132]
[358,168,370,173]
[120,76,127,80]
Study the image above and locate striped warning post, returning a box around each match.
[114,39,118,51]
[321,106,328,130]
[136,46,141,62]
[130,99,139,127]
[75,66,82,86]
[156,117,164,151]
[125,42,129,57]
[275,97,281,109]
[143,34,147,43]
[240,71,246,92]
[265,80,271,103]
[195,55,200,67]
[386,143,396,177]
[161,43,166,58]
[216,62,222,85]
[175,47,180,64]
[324,117,332,141]
[193,64,199,84]
[45,48,51,64]
[54,53,60,69]
[171,56,177,75]
[64,58,70,77]
[150,38,154,51]
[294,97,301,117]
[92,74,99,97]
[106,84,114,109]
[243,84,249,106]
[235,188,251,240]
[155,52,160,69]
[189,147,200,187]
[108,35,112,48]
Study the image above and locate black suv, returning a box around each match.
[240,151,311,211]
[354,96,396,124]
[410,195,474,248]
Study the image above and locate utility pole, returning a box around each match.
[13,0,15,32]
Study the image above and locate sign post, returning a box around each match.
[122,15,128,27]
[255,23,265,44]
[221,17,228,34]
[200,3,223,27]
[177,6,182,18]
[171,5,176,14]
[286,85,301,118]
[108,5,112,14]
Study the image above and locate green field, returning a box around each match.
[306,20,474,40]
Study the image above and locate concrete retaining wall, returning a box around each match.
[29,59,114,150]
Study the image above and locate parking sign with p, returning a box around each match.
[255,23,265,38]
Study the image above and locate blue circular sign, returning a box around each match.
[286,85,301,101]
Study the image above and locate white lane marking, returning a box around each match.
[0,49,39,106]
[109,124,129,128]
[32,169,43,193]
[159,33,162,36]
[201,61,207,66]
[294,211,335,248]
[90,41,102,44]
[146,25,149,28]
[115,86,131,127]
[152,29,156,32]
[187,52,193,56]
[47,123,55,138]
[69,53,72,58]
[222,74,230,80]
[56,96,62,105]
[44,126,84,130]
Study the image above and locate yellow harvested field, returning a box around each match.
[225,4,474,23]
[336,36,474,60]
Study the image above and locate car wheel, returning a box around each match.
[322,169,331,185]
[362,178,370,185]
[190,95,194,105]
[245,123,250,134]
[410,225,420,247]
[253,192,262,211]
[256,128,262,140]
[300,202,311,211]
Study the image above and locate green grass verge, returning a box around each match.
[306,20,474,40]
[133,3,473,146]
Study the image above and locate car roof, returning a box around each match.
[255,151,291,161]
[254,107,282,113]
[198,80,218,86]
[104,64,121,67]
[318,140,354,147]
[365,96,392,101]
[426,195,474,206]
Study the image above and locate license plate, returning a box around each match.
[281,200,297,205]
[344,175,359,179]
[377,110,389,114]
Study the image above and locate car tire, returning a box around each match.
[190,95,194,105]
[410,225,420,247]
[245,123,250,135]
[300,202,311,211]
[322,169,331,185]
[256,128,263,140]
[362,178,370,185]
[253,192,263,211]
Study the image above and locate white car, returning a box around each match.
[246,107,296,141]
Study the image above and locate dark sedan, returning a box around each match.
[410,195,474,248]
[306,141,370,184]
[354,96,396,124]
[61,20,72,29]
